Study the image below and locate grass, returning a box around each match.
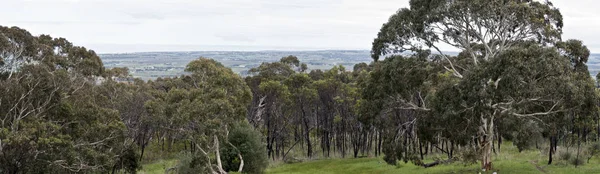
[266,143,600,174]
[140,141,600,173]
[138,159,178,174]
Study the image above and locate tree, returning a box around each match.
[372,0,562,66]
[0,26,38,79]
[145,57,255,173]
[0,26,134,173]
[284,73,317,158]
[221,121,268,174]
[359,54,445,164]
[372,0,577,170]
[431,43,595,168]
[245,57,297,160]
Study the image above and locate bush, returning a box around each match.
[382,137,400,165]
[457,149,479,166]
[114,146,141,173]
[570,157,585,166]
[513,120,543,152]
[221,121,268,174]
[177,152,210,174]
[559,150,573,161]
[587,143,600,163]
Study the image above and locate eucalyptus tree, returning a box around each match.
[555,40,598,165]
[245,56,297,160]
[284,73,317,158]
[359,54,446,164]
[0,26,38,79]
[147,58,258,173]
[371,0,582,169]
[310,65,365,158]
[97,76,154,162]
[181,58,253,173]
[0,26,135,173]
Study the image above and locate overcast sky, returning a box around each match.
[2,0,599,53]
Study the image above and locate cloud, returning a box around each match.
[2,0,599,53]
[215,34,256,42]
[8,21,140,25]
[124,12,165,20]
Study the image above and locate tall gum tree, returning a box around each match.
[0,26,135,173]
[371,0,585,170]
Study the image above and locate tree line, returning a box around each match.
[2,0,600,173]
[0,25,267,173]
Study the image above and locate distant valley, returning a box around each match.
[100,50,372,80]
[99,51,600,80]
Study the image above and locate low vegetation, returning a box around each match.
[266,143,600,174]
[3,0,600,173]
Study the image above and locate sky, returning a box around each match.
[2,0,599,53]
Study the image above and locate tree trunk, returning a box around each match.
[168,135,173,151]
[576,130,582,167]
[161,136,165,151]
[480,117,494,171]
[140,144,146,161]
[450,141,454,158]
[377,131,382,157]
[498,132,502,153]
[548,136,554,165]
[419,140,424,160]
[237,153,245,173]
[304,119,312,158]
[214,136,226,174]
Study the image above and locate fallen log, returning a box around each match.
[423,158,455,168]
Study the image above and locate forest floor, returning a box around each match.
[140,142,600,174]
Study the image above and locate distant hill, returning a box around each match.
[99,50,372,80]
[588,54,600,78]
[99,51,600,80]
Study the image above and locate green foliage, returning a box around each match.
[221,121,268,174]
[114,145,142,173]
[587,143,600,163]
[0,25,134,173]
[177,152,210,174]
[571,157,585,166]
[371,0,563,61]
[513,120,543,152]
[559,150,573,161]
[456,149,479,166]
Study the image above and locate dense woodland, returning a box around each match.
[2,0,600,173]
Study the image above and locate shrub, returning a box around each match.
[221,121,268,174]
[457,149,479,166]
[382,138,400,165]
[570,157,585,166]
[587,143,600,163]
[559,150,573,161]
[513,120,543,152]
[114,146,141,173]
[177,152,210,174]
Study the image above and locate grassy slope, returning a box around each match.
[140,142,600,173]
[267,143,600,174]
[139,159,178,174]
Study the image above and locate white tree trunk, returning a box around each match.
[214,135,227,174]
[237,153,244,173]
[479,116,494,171]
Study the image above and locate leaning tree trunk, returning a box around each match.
[479,116,494,171]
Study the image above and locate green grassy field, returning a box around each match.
[141,142,600,174]
[265,157,599,174]
[139,159,178,174]
[266,144,600,174]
